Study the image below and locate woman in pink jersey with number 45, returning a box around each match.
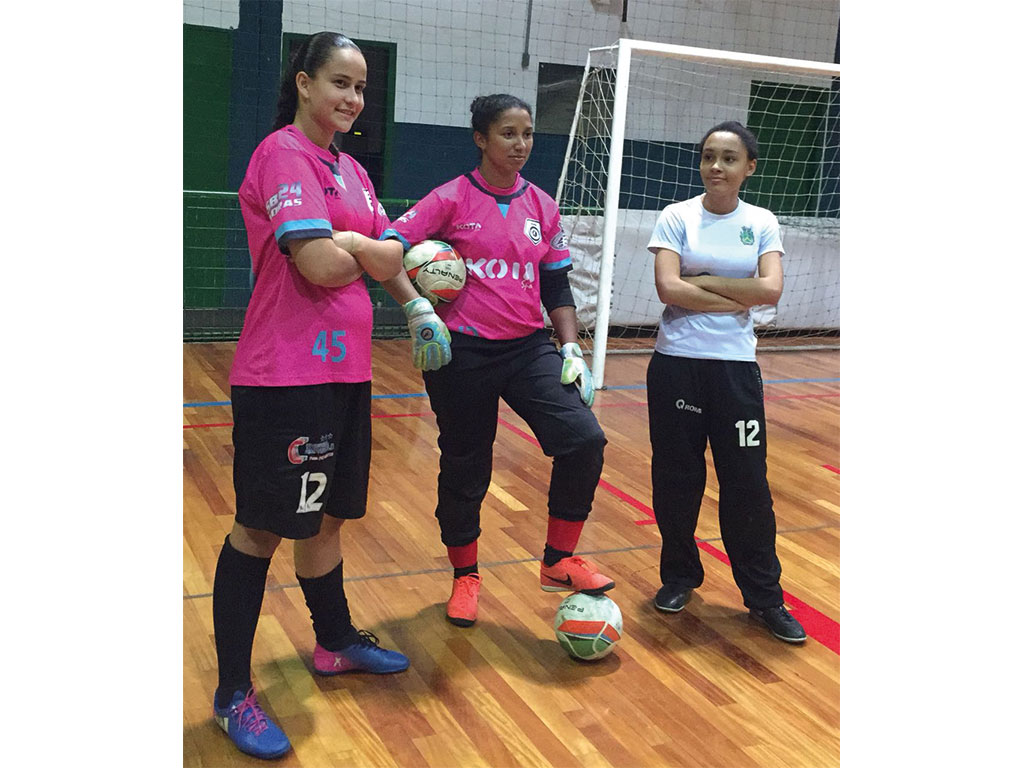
[380,94,613,629]
[210,31,410,761]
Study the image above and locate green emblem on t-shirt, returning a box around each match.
[740,226,755,245]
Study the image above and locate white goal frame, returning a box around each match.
[555,39,841,390]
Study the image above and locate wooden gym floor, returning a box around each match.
[184,340,839,767]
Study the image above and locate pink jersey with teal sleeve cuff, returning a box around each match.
[230,126,391,386]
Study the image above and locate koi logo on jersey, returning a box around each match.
[550,229,568,251]
[287,434,336,464]
[465,258,536,284]
[266,182,302,218]
[395,209,418,225]
[524,218,542,245]
[740,226,755,246]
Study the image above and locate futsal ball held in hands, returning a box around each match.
[404,240,466,305]
[553,592,623,661]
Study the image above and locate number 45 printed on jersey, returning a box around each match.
[312,329,346,362]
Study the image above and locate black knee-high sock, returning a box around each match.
[213,534,271,708]
[297,560,360,652]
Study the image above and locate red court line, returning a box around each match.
[183,411,839,652]
[183,393,841,429]
[592,392,838,411]
[692,538,840,654]
[598,478,656,523]
[497,416,840,654]
[184,411,435,429]
[766,393,839,401]
[822,464,840,474]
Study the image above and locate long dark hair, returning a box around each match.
[271,32,361,133]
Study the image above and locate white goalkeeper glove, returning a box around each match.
[559,342,595,408]
[403,297,451,371]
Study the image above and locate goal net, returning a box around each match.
[555,39,840,389]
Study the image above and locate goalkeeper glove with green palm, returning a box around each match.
[404,297,451,371]
[559,342,594,407]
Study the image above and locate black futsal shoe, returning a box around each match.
[749,604,807,643]
[653,584,692,613]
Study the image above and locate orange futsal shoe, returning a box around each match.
[446,573,482,627]
[540,556,615,595]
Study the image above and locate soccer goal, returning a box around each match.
[555,39,840,389]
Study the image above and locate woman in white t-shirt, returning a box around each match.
[645,120,806,644]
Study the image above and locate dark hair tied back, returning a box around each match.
[271,31,361,133]
[469,93,532,136]
[698,120,759,160]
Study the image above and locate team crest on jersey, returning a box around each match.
[524,218,542,245]
[740,226,755,245]
[287,434,336,465]
[550,229,568,251]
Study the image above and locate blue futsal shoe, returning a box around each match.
[213,687,291,760]
[313,629,410,675]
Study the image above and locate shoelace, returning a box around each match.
[453,575,480,597]
[234,689,269,735]
[355,629,382,648]
[763,606,791,621]
[564,556,595,572]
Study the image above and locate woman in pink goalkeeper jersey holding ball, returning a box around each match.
[380,94,613,629]
[211,32,410,761]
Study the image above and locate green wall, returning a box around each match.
[183,24,231,190]
[183,24,233,322]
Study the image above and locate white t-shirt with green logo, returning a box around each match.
[646,195,784,362]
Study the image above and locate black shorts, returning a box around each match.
[230,382,371,539]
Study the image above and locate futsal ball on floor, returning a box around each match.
[553,592,623,661]
[404,240,466,305]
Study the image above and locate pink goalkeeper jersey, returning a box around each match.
[382,168,571,340]
[230,126,390,386]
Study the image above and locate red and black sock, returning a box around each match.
[543,517,584,567]
[447,541,479,578]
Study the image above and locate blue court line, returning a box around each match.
[602,377,838,390]
[767,377,839,384]
[184,378,838,408]
[184,393,430,408]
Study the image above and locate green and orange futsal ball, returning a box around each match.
[554,592,623,661]
[403,240,466,305]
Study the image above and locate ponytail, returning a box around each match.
[270,32,361,134]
